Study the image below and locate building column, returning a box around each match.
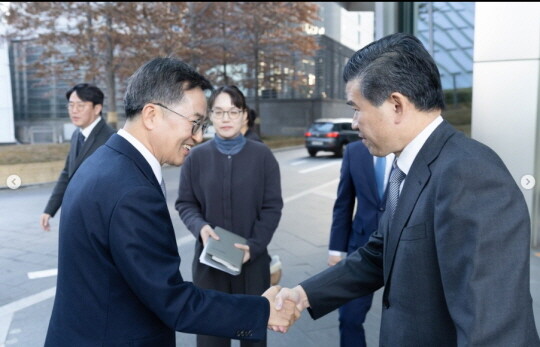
[0,37,16,144]
[471,3,540,247]
[374,2,398,39]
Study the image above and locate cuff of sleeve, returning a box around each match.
[328,250,346,257]
[246,240,262,262]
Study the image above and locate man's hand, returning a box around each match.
[262,286,300,333]
[275,285,310,313]
[40,213,51,232]
[199,225,219,246]
[234,243,251,263]
[328,255,343,266]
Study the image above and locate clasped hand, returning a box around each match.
[262,285,310,333]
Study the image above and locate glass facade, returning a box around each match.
[9,40,74,121]
[414,2,475,134]
[415,2,475,91]
[253,34,354,100]
[9,39,126,143]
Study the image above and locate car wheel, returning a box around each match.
[308,149,317,157]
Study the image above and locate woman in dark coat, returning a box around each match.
[175,85,283,347]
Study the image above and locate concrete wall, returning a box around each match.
[471,2,540,247]
[0,160,64,188]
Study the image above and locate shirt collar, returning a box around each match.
[117,128,162,184]
[396,115,443,175]
[80,116,102,139]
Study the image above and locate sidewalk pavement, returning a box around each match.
[1,147,538,347]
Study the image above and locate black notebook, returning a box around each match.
[199,227,247,276]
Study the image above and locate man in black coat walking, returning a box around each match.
[40,83,115,231]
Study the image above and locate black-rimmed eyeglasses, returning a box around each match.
[152,102,208,135]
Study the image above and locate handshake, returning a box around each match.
[262,285,310,333]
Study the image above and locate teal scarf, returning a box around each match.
[214,133,246,155]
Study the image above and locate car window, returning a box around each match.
[309,123,334,132]
[341,123,352,131]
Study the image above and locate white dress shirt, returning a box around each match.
[395,115,443,192]
[117,128,162,185]
[79,116,103,141]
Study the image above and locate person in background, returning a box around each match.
[40,83,115,231]
[328,140,393,347]
[242,108,262,142]
[176,85,283,347]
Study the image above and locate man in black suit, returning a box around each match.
[328,141,393,347]
[273,33,540,346]
[40,83,115,231]
[44,57,298,347]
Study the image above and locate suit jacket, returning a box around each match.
[329,141,386,254]
[45,134,269,347]
[44,117,116,217]
[302,121,540,346]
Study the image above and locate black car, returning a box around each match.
[304,118,359,157]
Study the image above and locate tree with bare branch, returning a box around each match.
[3,2,320,130]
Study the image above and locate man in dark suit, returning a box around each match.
[40,83,115,231]
[274,33,540,346]
[44,58,298,347]
[328,140,393,347]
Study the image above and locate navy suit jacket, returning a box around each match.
[302,121,540,346]
[44,118,115,217]
[45,134,269,347]
[329,141,386,254]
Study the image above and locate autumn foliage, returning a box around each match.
[2,2,320,124]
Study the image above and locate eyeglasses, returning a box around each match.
[67,102,92,111]
[210,108,244,120]
[153,102,208,135]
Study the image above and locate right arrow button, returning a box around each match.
[521,174,536,190]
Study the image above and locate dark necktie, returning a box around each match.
[386,162,406,221]
[160,178,167,200]
[374,156,386,200]
[76,130,85,157]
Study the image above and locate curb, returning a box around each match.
[271,145,304,153]
[0,146,304,190]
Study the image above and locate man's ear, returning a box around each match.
[140,103,160,130]
[93,104,103,116]
[388,92,410,124]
